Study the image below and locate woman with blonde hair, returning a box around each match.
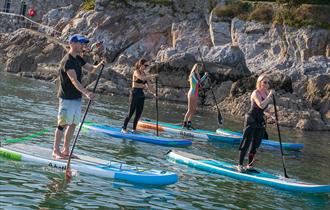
[121,58,157,133]
[237,74,275,172]
[182,63,208,130]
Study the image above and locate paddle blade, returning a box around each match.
[210,89,223,126]
[65,166,72,182]
[217,111,224,125]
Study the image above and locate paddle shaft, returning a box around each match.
[272,94,289,178]
[197,48,223,125]
[66,64,105,171]
[209,87,223,126]
[156,77,159,136]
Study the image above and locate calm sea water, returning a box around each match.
[0,71,329,209]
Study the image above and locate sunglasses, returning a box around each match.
[143,64,149,67]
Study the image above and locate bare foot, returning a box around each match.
[52,152,64,160]
[61,153,80,159]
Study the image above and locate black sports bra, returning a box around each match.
[134,78,147,84]
[251,91,268,111]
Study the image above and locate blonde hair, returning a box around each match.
[256,74,269,89]
[192,63,199,72]
[189,63,200,79]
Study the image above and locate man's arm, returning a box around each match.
[67,69,94,99]
[82,62,104,74]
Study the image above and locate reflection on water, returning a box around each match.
[0,72,329,209]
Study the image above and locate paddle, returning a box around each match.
[65,64,105,180]
[272,94,289,178]
[155,77,159,136]
[197,48,224,125]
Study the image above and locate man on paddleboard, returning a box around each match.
[52,34,105,159]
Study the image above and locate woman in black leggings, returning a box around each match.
[237,74,275,172]
[122,58,156,133]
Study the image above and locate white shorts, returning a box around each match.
[57,98,82,126]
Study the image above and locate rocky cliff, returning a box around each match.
[0,0,329,130]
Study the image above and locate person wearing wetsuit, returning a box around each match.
[237,74,275,172]
[182,63,208,130]
[121,59,156,133]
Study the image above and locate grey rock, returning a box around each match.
[1,2,329,131]
[42,4,76,27]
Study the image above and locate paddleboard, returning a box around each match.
[0,143,178,186]
[138,119,303,150]
[166,150,329,193]
[83,122,192,146]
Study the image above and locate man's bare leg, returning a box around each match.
[52,126,66,159]
[61,124,76,156]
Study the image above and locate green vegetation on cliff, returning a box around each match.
[249,0,330,5]
[81,0,172,10]
[81,0,329,29]
[82,0,96,10]
[213,0,330,29]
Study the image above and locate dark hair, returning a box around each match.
[134,58,148,71]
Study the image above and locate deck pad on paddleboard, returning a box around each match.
[3,143,108,165]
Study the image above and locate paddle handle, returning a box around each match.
[66,64,105,170]
[272,94,289,178]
